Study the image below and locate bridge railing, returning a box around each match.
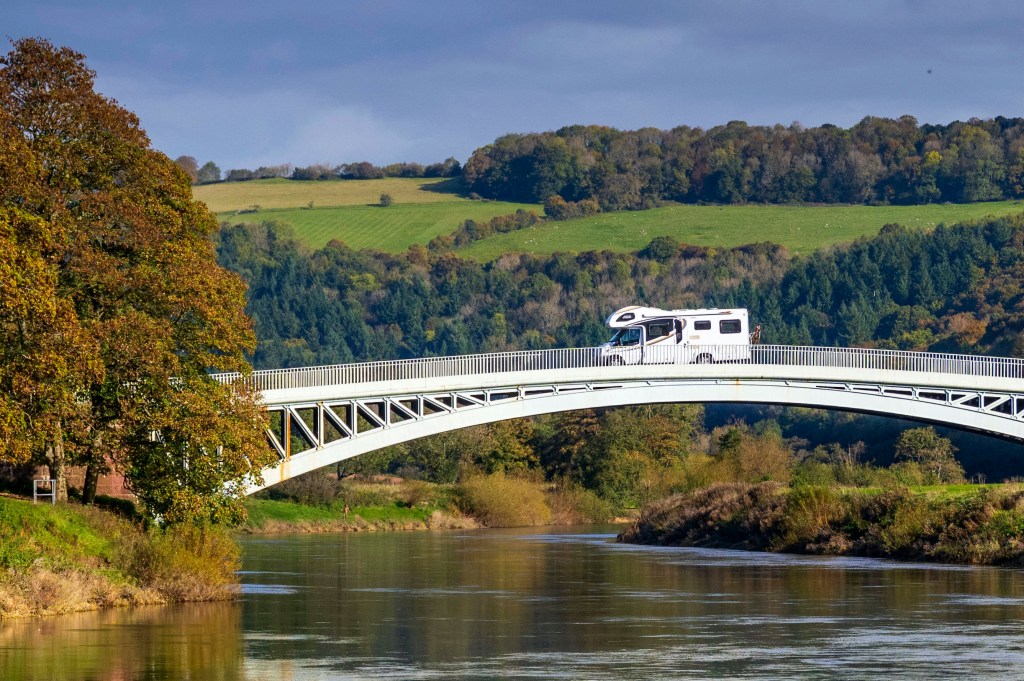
[213,345,1024,393]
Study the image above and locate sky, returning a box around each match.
[5,0,1024,170]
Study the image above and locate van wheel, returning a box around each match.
[695,353,713,364]
[608,356,625,366]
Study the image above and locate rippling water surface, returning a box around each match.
[4,527,1024,679]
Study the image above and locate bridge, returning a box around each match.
[216,345,1024,494]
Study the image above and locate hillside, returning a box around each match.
[195,177,539,251]
[194,177,464,212]
[457,201,1024,260]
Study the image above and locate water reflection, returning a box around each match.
[0,602,243,680]
[4,528,1024,680]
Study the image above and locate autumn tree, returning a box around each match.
[0,38,274,521]
[173,155,199,183]
[0,109,101,486]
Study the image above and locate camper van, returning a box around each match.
[600,306,753,365]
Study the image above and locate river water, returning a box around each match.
[4,527,1024,679]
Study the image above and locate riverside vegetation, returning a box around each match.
[0,495,239,618]
[620,483,1024,565]
[243,472,613,534]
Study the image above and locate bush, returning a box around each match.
[379,193,393,207]
[777,486,846,550]
[458,473,551,527]
[548,483,614,524]
[621,482,786,549]
[116,524,240,601]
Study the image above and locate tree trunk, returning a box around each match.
[45,439,68,503]
[82,430,104,505]
[82,462,99,504]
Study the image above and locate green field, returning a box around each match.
[197,178,1024,258]
[457,201,1024,261]
[220,201,537,251]
[200,177,539,251]
[194,177,470,212]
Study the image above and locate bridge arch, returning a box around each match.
[214,345,1024,493]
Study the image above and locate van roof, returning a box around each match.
[606,305,746,326]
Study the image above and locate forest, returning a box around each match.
[462,118,1024,208]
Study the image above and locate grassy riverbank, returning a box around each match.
[243,473,615,533]
[620,482,1024,565]
[0,496,239,619]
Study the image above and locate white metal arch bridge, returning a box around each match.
[216,345,1024,494]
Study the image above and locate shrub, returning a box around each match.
[116,524,240,602]
[379,193,393,207]
[548,483,614,524]
[458,473,551,527]
[621,482,786,549]
[777,486,847,551]
[398,479,433,508]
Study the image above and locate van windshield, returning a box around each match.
[608,327,642,347]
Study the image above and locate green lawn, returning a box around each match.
[457,201,1024,261]
[242,498,435,530]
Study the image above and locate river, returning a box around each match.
[4,527,1024,679]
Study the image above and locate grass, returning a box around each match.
[221,201,538,251]
[0,496,239,618]
[194,177,470,213]
[199,179,1024,257]
[457,200,1024,261]
[243,497,434,529]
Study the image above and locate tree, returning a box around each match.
[893,427,965,483]
[174,155,199,183]
[379,193,393,207]
[196,160,221,184]
[0,115,102,482]
[0,38,274,521]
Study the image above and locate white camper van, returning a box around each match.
[600,306,753,365]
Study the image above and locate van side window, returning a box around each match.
[720,319,742,334]
[647,322,672,339]
[694,320,711,331]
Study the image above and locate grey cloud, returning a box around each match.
[6,1,1024,168]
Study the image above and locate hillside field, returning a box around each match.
[458,201,1024,261]
[194,177,469,212]
[198,177,539,251]
[196,179,1024,258]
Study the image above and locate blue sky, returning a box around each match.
[6,1,1023,170]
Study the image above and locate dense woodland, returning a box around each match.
[463,118,1024,208]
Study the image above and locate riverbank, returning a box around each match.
[0,496,239,619]
[242,498,480,533]
[243,473,614,534]
[619,482,1024,565]
[1,474,618,619]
